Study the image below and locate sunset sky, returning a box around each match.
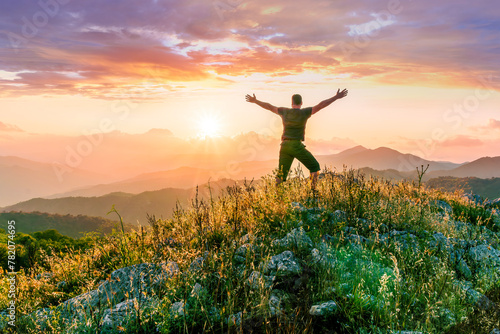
[1,0,499,166]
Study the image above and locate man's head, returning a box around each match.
[292,94,302,108]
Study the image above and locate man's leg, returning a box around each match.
[293,142,320,190]
[277,141,294,185]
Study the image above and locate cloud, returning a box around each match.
[0,0,499,98]
[0,122,24,132]
[468,119,500,136]
[481,119,500,131]
[439,135,484,148]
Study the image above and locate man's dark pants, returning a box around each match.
[278,139,320,181]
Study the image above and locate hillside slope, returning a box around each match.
[1,179,238,225]
[2,188,192,225]
[4,171,499,333]
[428,156,500,179]
[426,176,500,200]
[0,211,133,238]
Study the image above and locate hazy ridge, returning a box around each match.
[2,146,499,230]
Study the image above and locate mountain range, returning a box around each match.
[0,156,111,207]
[1,145,499,226]
[2,179,236,225]
[31,145,493,200]
[317,145,461,173]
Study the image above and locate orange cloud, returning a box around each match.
[0,122,24,132]
[439,135,483,148]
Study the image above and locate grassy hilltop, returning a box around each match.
[1,168,499,333]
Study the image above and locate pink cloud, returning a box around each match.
[0,122,24,132]
[485,119,500,130]
[439,135,483,147]
[0,0,499,98]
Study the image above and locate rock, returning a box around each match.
[159,237,182,249]
[227,311,242,327]
[378,223,389,233]
[333,210,347,221]
[388,232,420,252]
[309,301,338,316]
[347,234,368,246]
[456,259,472,280]
[240,233,255,244]
[355,218,376,232]
[234,241,258,265]
[101,296,159,329]
[61,262,179,316]
[311,244,336,268]
[430,200,453,214]
[343,226,357,235]
[235,243,255,258]
[291,202,307,212]
[306,212,322,223]
[467,244,500,277]
[463,193,483,205]
[456,281,496,311]
[28,308,54,332]
[466,289,495,311]
[430,232,455,253]
[263,251,302,277]
[321,234,339,244]
[272,227,313,252]
[311,248,322,264]
[102,298,138,327]
[35,272,54,280]
[171,300,186,317]
[189,256,205,272]
[486,198,500,209]
[490,329,500,334]
[246,271,275,290]
[190,283,203,298]
[33,308,53,326]
[468,244,500,267]
[268,289,289,316]
[389,230,408,237]
[57,281,67,290]
[437,308,455,329]
[233,255,247,265]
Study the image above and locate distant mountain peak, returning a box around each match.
[336,145,368,157]
[373,146,399,153]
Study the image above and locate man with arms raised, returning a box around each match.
[245,88,348,190]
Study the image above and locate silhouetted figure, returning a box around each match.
[245,89,348,190]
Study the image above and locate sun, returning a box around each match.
[197,112,222,139]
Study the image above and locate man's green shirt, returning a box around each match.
[277,107,313,141]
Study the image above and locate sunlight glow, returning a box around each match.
[197,112,222,139]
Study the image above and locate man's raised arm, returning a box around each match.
[311,88,348,115]
[245,94,279,114]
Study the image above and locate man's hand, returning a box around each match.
[245,94,278,113]
[335,88,348,99]
[245,94,257,103]
[311,88,348,114]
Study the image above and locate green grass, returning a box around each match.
[1,168,499,333]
